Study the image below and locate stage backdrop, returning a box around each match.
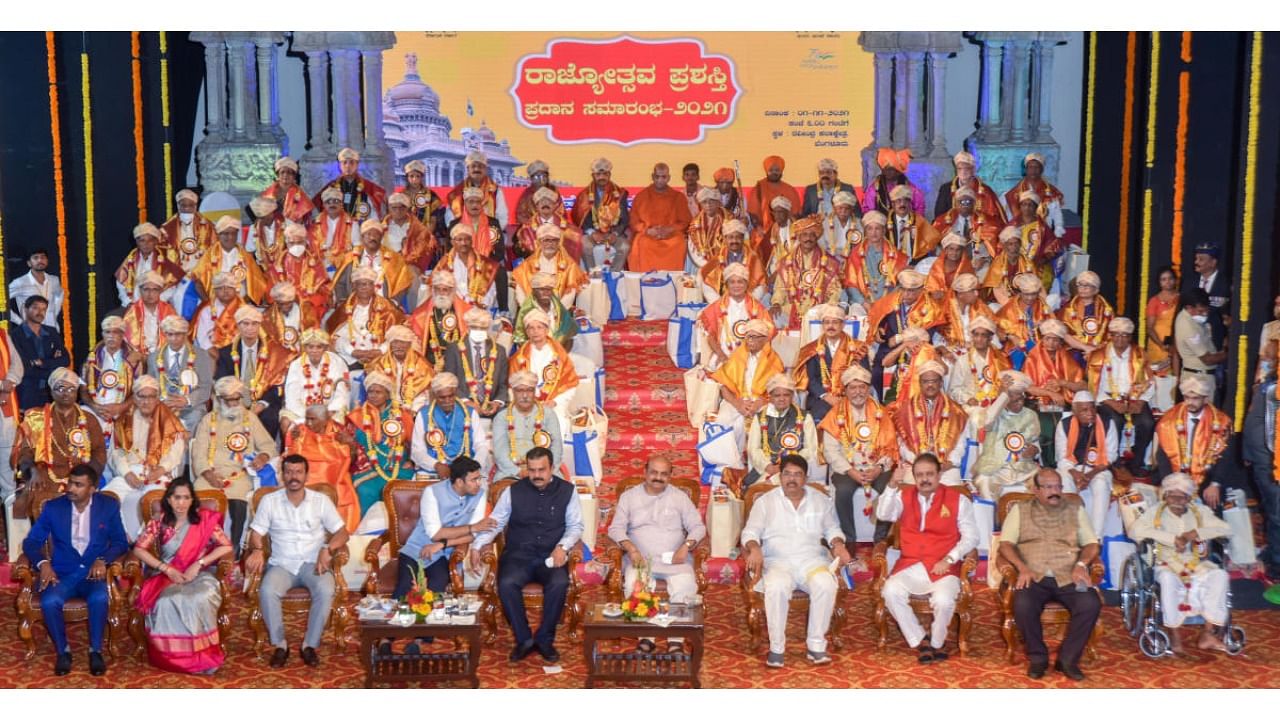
[382,32,875,186]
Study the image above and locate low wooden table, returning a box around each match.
[357,615,483,688]
[582,604,704,688]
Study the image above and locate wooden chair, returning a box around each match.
[362,479,470,597]
[599,476,710,603]
[994,492,1105,663]
[869,485,979,656]
[12,490,128,661]
[476,478,588,644]
[739,482,849,652]
[121,489,234,655]
[243,483,352,657]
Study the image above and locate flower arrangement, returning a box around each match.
[405,565,436,619]
[621,590,660,622]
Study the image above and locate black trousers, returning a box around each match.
[497,553,570,647]
[393,554,453,599]
[830,469,893,542]
[1097,404,1155,466]
[1012,576,1102,668]
[229,499,248,560]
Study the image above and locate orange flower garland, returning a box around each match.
[46,31,74,350]
[131,31,147,223]
[1115,32,1138,317]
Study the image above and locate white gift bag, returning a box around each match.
[1062,247,1090,286]
[1224,489,1258,565]
[1100,535,1137,590]
[566,407,608,491]
[622,271,644,318]
[577,492,598,551]
[639,272,679,320]
[684,367,720,427]
[973,497,996,558]
[568,352,598,415]
[708,491,744,558]
[698,421,743,469]
[576,277,611,328]
[676,273,703,304]
[572,319,604,366]
[850,486,880,542]
[667,303,705,369]
[772,330,804,370]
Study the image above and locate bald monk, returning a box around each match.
[629,163,693,272]
[747,156,801,234]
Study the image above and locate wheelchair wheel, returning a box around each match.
[1224,626,1246,656]
[1138,628,1171,659]
[1119,556,1144,637]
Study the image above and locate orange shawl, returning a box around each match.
[843,239,909,301]
[383,215,440,272]
[772,248,844,330]
[436,250,500,306]
[511,249,589,299]
[325,295,406,342]
[925,254,975,297]
[687,208,732,264]
[1087,345,1149,401]
[891,392,967,458]
[886,212,941,262]
[1059,295,1115,348]
[1154,403,1232,481]
[189,244,271,305]
[447,177,502,223]
[994,297,1053,351]
[515,213,584,259]
[115,249,184,297]
[191,296,245,349]
[931,207,1002,256]
[572,181,628,234]
[228,337,294,402]
[339,248,418,302]
[310,211,359,269]
[261,183,316,225]
[407,296,472,364]
[1003,178,1065,221]
[509,337,579,403]
[817,397,898,465]
[159,213,216,268]
[266,252,332,320]
[1022,344,1083,406]
[262,302,322,353]
[864,291,946,345]
[113,402,188,468]
[365,349,436,409]
[938,297,998,349]
[940,176,1008,225]
[709,343,785,401]
[285,420,360,532]
[1063,415,1109,467]
[121,301,179,354]
[792,335,868,395]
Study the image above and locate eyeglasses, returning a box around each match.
[52,385,77,393]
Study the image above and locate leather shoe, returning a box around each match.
[54,652,72,676]
[301,646,320,667]
[537,642,561,664]
[509,639,536,662]
[1054,659,1085,681]
[269,647,290,668]
[88,651,107,677]
[1027,662,1048,679]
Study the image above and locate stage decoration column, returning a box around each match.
[46,31,73,347]
[966,32,1071,199]
[192,31,288,209]
[858,32,963,209]
[1235,32,1264,430]
[131,32,147,223]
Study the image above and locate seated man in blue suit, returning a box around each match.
[22,463,128,676]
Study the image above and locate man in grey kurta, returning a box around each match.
[607,455,706,603]
[491,370,563,480]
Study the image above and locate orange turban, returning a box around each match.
[713,167,735,183]
[790,216,821,236]
[876,147,912,173]
[762,155,785,172]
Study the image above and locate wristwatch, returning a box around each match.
[1074,560,1087,569]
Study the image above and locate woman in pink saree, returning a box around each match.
[132,479,233,674]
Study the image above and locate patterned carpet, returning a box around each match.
[3,320,1279,688]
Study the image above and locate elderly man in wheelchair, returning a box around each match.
[1127,472,1243,656]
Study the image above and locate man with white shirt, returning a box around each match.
[971,371,1042,500]
[312,185,361,272]
[946,316,1011,419]
[877,453,979,663]
[332,220,419,309]
[281,328,350,434]
[820,191,863,261]
[1054,391,1119,536]
[394,455,492,598]
[191,271,246,353]
[189,216,269,305]
[741,455,852,667]
[1187,242,1231,352]
[8,249,65,329]
[79,316,141,443]
[101,376,187,538]
[745,374,820,487]
[1088,317,1156,474]
[245,454,350,669]
[468,446,583,664]
[147,315,211,432]
[697,263,773,371]
[819,365,897,541]
[1174,289,1227,406]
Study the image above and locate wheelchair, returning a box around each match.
[1118,537,1246,657]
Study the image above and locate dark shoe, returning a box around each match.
[1054,659,1085,681]
[269,647,290,668]
[88,651,106,676]
[508,639,536,662]
[537,642,561,664]
[917,646,935,664]
[1027,662,1048,679]
[636,639,656,654]
[930,648,949,663]
[54,652,72,676]
[301,646,320,667]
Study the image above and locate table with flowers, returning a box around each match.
[581,602,705,688]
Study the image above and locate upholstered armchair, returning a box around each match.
[869,485,979,656]
[362,479,471,597]
[122,488,235,655]
[243,483,351,656]
[599,476,710,603]
[475,478,587,644]
[739,482,849,652]
[13,490,128,661]
[994,492,1105,663]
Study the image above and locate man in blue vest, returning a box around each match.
[22,463,129,676]
[394,455,495,598]
[469,446,583,663]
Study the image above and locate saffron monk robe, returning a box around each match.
[628,162,693,272]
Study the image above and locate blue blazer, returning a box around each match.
[22,494,129,577]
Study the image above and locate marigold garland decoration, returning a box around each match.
[1171,70,1190,277]
[1137,32,1161,345]
[0,210,8,330]
[1116,32,1138,317]
[131,31,147,223]
[46,32,74,349]
[81,49,99,336]
[160,31,174,218]
[1235,32,1263,430]
[1081,31,1098,251]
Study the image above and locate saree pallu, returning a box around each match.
[136,510,226,674]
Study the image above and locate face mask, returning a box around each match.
[179,212,193,223]
[288,244,306,258]
[468,329,488,343]
[1192,314,1209,325]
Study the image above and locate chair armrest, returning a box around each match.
[599,538,624,600]
[1088,560,1105,586]
[566,541,586,588]
[120,557,144,604]
[13,554,35,588]
[362,533,388,596]
[448,542,470,594]
[959,549,979,596]
[477,544,499,596]
[331,544,351,594]
[692,539,711,594]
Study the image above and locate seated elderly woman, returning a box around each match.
[1129,472,1234,654]
[131,477,234,674]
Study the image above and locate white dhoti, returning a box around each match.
[881,562,962,649]
[1155,565,1229,627]
[0,414,20,562]
[761,559,838,654]
[99,477,167,540]
[623,566,698,603]
[1058,465,1113,537]
[973,464,1039,500]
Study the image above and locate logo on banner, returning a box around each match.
[511,36,743,146]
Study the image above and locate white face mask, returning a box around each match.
[288,243,306,258]
[468,329,488,343]
[179,212,194,223]
[1192,314,1209,325]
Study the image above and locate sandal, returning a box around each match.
[668,641,685,654]
[637,639,657,653]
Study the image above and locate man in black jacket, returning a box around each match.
[12,295,70,411]
[800,158,857,218]
[1242,377,1280,581]
[442,306,509,421]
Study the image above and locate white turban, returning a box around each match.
[970,316,998,335]
[941,232,966,250]
[49,367,80,389]
[1024,152,1046,167]
[249,195,277,216]
[765,373,796,393]
[160,315,189,333]
[464,307,493,328]
[1075,270,1101,289]
[211,272,236,290]
[723,219,748,236]
[530,272,556,290]
[953,151,975,167]
[535,224,562,242]
[696,187,719,204]
[360,219,384,237]
[1179,375,1213,398]
[465,150,487,167]
[215,216,241,234]
[462,186,484,201]
[101,316,125,332]
[862,210,887,228]
[1072,390,1096,404]
[817,158,838,172]
[1038,318,1069,339]
[533,187,559,205]
[590,157,612,173]
[351,266,379,284]
[1161,472,1196,497]
[404,159,426,175]
[338,147,360,162]
[363,371,395,393]
[1000,370,1032,393]
[833,191,857,208]
[818,304,845,321]
[234,306,263,324]
[175,188,199,204]
[510,370,539,389]
[1013,273,1043,294]
[527,160,549,176]
[138,271,165,289]
[917,360,947,379]
[132,375,160,396]
[743,319,772,338]
[284,223,308,242]
[431,270,456,289]
[523,308,551,328]
[723,263,749,281]
[954,186,977,202]
[450,223,474,240]
[431,372,460,392]
[951,273,980,293]
[388,192,410,209]
[841,365,871,386]
[1018,190,1041,206]
[274,157,298,174]
[133,222,160,240]
[321,186,343,203]
[896,269,925,290]
[386,325,417,345]
[769,195,792,211]
[890,185,913,202]
[1109,317,1135,334]
[214,376,246,396]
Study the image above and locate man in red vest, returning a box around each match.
[876,453,978,663]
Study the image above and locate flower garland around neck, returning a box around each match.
[425,401,471,462]
[362,402,407,483]
[48,404,92,466]
[914,394,953,454]
[156,343,197,399]
[757,405,805,464]
[207,407,252,477]
[231,334,269,398]
[506,402,548,464]
[1152,501,1206,612]
[969,348,999,404]
[460,340,498,400]
[1173,408,1227,474]
[302,353,335,406]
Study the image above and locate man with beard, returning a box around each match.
[574,157,632,270]
[407,270,472,371]
[8,249,65,328]
[801,158,858,219]
[101,376,187,538]
[747,156,801,234]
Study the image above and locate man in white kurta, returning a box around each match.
[101,377,187,538]
[281,328,351,433]
[608,456,706,604]
[1129,472,1233,653]
[741,456,852,667]
[8,249,65,329]
[876,454,979,660]
[971,370,1043,499]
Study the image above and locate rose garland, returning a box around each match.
[46,32,74,349]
